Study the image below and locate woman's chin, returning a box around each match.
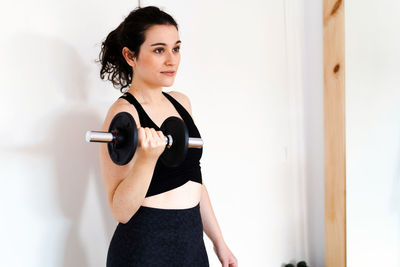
[161,79,175,87]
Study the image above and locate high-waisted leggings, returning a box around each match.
[106,202,209,267]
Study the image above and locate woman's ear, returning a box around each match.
[122,47,136,67]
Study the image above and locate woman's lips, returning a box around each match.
[161,71,175,76]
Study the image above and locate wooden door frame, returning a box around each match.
[323,0,346,266]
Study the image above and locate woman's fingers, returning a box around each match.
[135,127,167,160]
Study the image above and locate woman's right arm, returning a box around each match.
[99,100,165,224]
[108,149,158,224]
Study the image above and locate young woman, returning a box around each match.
[98,6,238,267]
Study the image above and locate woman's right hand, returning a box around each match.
[135,127,166,161]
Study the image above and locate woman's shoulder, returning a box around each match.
[101,95,141,132]
[167,90,193,117]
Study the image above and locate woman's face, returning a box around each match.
[133,24,181,88]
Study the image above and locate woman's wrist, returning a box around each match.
[213,236,226,248]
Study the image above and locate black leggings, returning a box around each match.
[106,202,209,267]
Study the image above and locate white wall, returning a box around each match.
[346,1,400,266]
[299,1,325,266]
[0,0,324,266]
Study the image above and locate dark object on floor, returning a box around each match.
[284,261,309,267]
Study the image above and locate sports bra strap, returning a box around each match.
[161,92,194,123]
[119,91,194,124]
[118,93,152,126]
[119,93,142,112]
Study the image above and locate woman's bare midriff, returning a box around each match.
[141,180,202,209]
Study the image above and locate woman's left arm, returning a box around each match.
[169,91,238,265]
[199,183,225,246]
[200,184,238,267]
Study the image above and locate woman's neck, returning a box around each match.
[126,80,164,105]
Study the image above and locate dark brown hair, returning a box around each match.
[97,6,179,93]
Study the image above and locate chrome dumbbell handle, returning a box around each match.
[85,131,114,142]
[85,131,203,149]
[188,137,203,148]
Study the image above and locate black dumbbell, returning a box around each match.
[85,112,203,167]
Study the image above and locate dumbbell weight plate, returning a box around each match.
[107,112,138,165]
[160,116,189,168]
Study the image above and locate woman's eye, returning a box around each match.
[154,47,180,54]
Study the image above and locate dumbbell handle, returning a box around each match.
[85,131,203,149]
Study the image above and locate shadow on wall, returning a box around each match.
[4,32,115,266]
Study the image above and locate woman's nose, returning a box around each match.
[165,51,178,64]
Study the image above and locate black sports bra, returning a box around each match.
[118,91,203,197]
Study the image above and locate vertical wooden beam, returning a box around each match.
[323,0,346,266]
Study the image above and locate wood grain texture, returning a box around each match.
[323,0,346,266]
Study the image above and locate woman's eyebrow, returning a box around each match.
[150,40,181,46]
